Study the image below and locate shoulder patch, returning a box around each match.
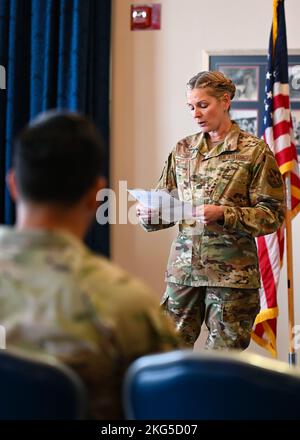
[267,168,283,188]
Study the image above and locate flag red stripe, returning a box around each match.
[257,236,277,306]
[292,195,300,210]
[273,120,291,140]
[275,147,297,166]
[255,323,264,338]
[278,229,284,261]
[269,318,277,336]
[273,94,290,109]
[291,172,300,186]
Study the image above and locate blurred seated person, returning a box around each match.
[0,110,179,419]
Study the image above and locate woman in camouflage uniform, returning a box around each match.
[137,71,285,350]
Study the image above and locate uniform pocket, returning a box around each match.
[211,163,238,203]
[221,290,260,324]
[175,157,190,184]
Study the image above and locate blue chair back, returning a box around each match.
[123,350,300,420]
[0,349,88,419]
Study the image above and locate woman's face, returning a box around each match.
[186,87,230,133]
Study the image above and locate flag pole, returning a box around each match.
[285,172,297,365]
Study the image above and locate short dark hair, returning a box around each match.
[13,110,104,206]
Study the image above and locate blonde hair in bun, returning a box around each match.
[187,70,236,100]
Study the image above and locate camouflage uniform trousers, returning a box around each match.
[161,283,260,350]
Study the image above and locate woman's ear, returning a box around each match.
[6,169,20,201]
[222,93,231,112]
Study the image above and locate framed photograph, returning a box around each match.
[292,110,300,145]
[230,109,258,136]
[288,65,300,101]
[219,66,258,101]
[202,50,300,156]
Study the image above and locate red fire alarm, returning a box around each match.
[131,4,161,31]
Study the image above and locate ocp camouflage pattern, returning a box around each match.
[0,228,179,419]
[161,283,260,348]
[140,122,285,289]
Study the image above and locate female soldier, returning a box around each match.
[137,71,285,350]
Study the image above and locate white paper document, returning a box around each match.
[128,189,194,223]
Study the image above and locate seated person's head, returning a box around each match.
[8,110,106,237]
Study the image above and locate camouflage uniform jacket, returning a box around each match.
[140,123,285,288]
[0,227,179,419]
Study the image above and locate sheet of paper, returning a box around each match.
[128,189,195,223]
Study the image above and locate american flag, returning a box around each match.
[252,0,300,356]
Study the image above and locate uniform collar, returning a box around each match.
[192,121,241,159]
[0,226,86,252]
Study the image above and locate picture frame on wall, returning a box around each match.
[202,50,300,156]
[219,66,259,102]
[291,110,300,145]
[230,109,258,136]
[288,65,300,101]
